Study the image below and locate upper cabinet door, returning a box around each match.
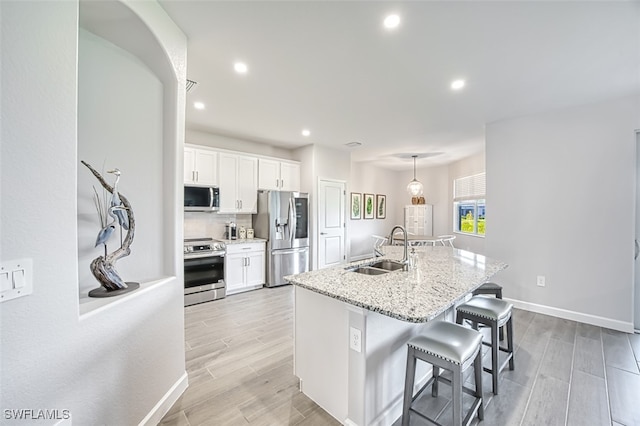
[280,162,300,192]
[218,152,239,213]
[237,156,258,213]
[184,147,196,184]
[258,158,280,191]
[184,146,218,185]
[194,149,218,186]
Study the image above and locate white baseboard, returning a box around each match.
[505,298,635,333]
[138,371,188,426]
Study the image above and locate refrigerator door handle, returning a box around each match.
[273,247,309,255]
[289,196,296,245]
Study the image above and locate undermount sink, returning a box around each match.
[349,267,389,276]
[369,260,406,271]
[347,259,406,275]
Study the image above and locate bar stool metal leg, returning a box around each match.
[402,347,417,426]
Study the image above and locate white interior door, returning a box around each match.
[318,179,345,269]
[635,132,640,331]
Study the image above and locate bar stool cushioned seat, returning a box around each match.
[456,296,515,395]
[472,282,504,340]
[402,321,484,426]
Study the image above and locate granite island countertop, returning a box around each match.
[285,246,507,323]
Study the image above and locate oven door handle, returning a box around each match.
[184,252,226,260]
[184,256,225,266]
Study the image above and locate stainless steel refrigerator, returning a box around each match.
[252,190,310,287]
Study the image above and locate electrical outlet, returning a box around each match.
[349,327,362,353]
[537,275,546,287]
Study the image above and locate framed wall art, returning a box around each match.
[350,193,361,220]
[376,194,386,219]
[364,193,375,219]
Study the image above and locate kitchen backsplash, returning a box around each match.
[184,212,253,240]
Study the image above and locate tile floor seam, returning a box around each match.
[518,316,552,426]
[600,327,615,426]
[563,321,578,426]
[625,333,640,374]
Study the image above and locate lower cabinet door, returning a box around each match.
[225,253,246,292]
[245,251,265,287]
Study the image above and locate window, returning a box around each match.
[453,173,485,236]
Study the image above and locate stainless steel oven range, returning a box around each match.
[183,238,226,306]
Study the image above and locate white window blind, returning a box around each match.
[454,172,486,201]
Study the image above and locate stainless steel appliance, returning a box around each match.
[224,222,237,240]
[183,238,226,306]
[252,191,309,287]
[184,185,220,212]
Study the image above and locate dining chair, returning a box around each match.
[438,235,456,247]
[372,235,388,256]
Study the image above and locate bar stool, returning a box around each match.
[402,321,484,426]
[472,282,504,340]
[472,281,503,299]
[456,296,515,395]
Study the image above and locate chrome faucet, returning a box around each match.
[389,225,409,271]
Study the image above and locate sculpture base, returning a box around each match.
[88,282,140,298]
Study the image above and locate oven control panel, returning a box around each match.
[184,239,226,257]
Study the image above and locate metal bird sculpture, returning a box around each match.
[107,168,129,230]
[94,205,127,247]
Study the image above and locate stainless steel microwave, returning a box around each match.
[184,186,220,212]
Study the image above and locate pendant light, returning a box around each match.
[406,155,424,196]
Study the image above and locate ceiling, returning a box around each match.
[159,1,639,171]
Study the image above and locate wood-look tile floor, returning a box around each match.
[161,286,640,426]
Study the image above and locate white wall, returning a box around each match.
[348,162,401,259]
[1,1,187,424]
[186,128,294,159]
[486,95,640,331]
[77,29,164,295]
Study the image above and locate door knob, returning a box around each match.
[320,232,327,235]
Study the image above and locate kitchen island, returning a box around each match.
[285,245,507,426]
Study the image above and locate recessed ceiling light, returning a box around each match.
[194,102,205,110]
[345,141,362,148]
[234,62,248,74]
[384,14,400,29]
[302,129,311,137]
[451,79,466,90]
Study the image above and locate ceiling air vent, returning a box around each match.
[186,79,198,93]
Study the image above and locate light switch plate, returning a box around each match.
[0,258,33,302]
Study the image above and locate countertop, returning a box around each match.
[284,246,507,323]
[215,238,267,245]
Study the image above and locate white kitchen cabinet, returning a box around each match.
[218,153,258,213]
[184,146,217,185]
[258,158,300,191]
[404,204,433,236]
[225,242,265,294]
